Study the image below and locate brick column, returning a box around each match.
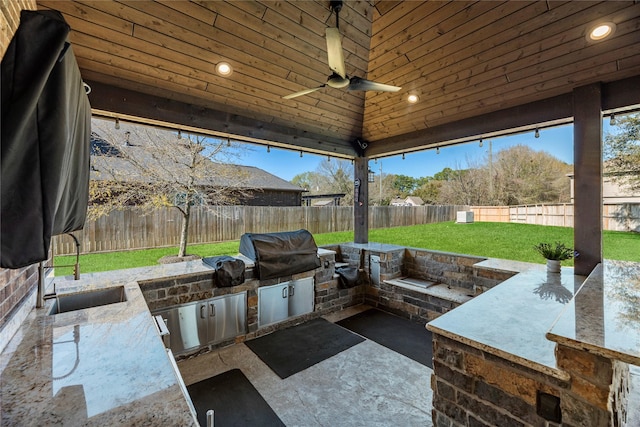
[556,345,629,427]
[431,333,569,426]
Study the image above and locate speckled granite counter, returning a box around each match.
[0,280,199,426]
[547,260,640,366]
[427,266,586,379]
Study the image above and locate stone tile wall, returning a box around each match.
[140,250,364,355]
[0,265,38,331]
[432,333,568,427]
[0,0,38,351]
[555,345,629,427]
[403,249,487,292]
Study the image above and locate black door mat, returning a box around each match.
[187,369,285,427]
[336,309,433,368]
[245,317,365,379]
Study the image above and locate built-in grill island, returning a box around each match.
[144,230,366,358]
[239,230,321,328]
[239,229,321,280]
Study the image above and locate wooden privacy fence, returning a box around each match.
[53,205,466,255]
[471,203,640,232]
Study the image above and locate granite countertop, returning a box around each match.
[427,265,586,380]
[1,250,335,425]
[0,280,198,426]
[547,260,640,366]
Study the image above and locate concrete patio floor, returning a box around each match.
[177,305,640,427]
[177,306,433,427]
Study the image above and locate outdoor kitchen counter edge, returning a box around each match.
[427,264,587,381]
[546,260,640,366]
[0,279,199,426]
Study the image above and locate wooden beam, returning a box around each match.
[366,93,574,157]
[366,76,640,157]
[573,83,602,276]
[353,157,369,243]
[602,75,640,112]
[86,80,357,157]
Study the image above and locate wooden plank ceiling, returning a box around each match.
[36,0,640,158]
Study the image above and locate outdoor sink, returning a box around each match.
[49,286,126,315]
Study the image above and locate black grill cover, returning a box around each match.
[239,229,320,280]
[1,10,91,268]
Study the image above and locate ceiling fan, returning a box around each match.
[282,0,401,100]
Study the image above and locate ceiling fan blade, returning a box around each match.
[348,77,401,92]
[325,27,346,79]
[282,85,325,99]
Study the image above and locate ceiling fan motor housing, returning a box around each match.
[327,73,350,88]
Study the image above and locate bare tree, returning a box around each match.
[90,119,252,258]
[604,113,640,191]
[491,145,571,205]
[290,159,355,205]
[313,158,355,205]
[434,145,570,206]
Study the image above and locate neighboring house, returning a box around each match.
[90,129,304,207]
[568,172,640,204]
[390,196,425,206]
[301,193,346,206]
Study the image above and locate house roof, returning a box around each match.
[405,196,424,206]
[90,120,303,193]
[35,1,640,159]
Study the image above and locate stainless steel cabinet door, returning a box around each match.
[156,303,206,354]
[258,283,289,327]
[208,292,247,343]
[288,277,314,317]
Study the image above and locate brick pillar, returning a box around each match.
[431,333,569,426]
[556,345,629,427]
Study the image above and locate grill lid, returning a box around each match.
[239,229,320,280]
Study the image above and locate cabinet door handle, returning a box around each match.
[200,305,206,319]
[289,285,295,297]
[210,303,215,317]
[282,287,288,299]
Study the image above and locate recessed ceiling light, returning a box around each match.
[588,22,615,41]
[407,94,419,104]
[215,62,232,76]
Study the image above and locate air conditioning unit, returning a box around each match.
[456,211,474,223]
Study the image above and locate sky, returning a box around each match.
[234,121,615,182]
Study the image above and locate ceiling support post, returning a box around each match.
[354,156,369,244]
[573,83,603,276]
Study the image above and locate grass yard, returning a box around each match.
[54,221,640,276]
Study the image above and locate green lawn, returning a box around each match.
[54,222,640,276]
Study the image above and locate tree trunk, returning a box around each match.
[178,201,191,257]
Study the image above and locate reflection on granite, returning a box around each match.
[533,271,574,304]
[338,242,405,252]
[0,281,198,425]
[547,260,640,365]
[54,258,218,291]
[474,258,544,274]
[427,267,585,379]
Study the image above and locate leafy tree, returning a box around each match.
[414,179,442,205]
[291,171,323,192]
[604,113,640,191]
[392,174,417,196]
[90,119,252,258]
[433,167,459,181]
